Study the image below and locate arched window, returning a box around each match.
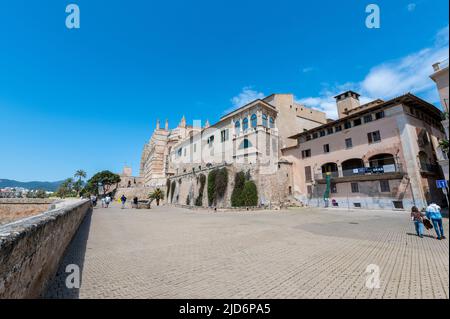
[269,117,275,128]
[262,114,268,127]
[251,114,257,128]
[239,138,252,149]
[235,120,241,134]
[242,117,249,131]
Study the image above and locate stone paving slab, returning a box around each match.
[44,204,449,299]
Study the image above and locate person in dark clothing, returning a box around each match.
[133,196,138,208]
[121,195,127,209]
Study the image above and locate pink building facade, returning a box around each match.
[282,92,447,210]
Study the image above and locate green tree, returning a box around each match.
[207,169,218,206]
[149,188,165,206]
[240,181,258,206]
[55,178,76,198]
[439,139,449,155]
[35,189,48,199]
[83,170,121,196]
[74,169,87,196]
[215,168,228,200]
[74,169,87,181]
[231,172,246,207]
[195,174,206,206]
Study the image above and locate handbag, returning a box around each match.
[423,218,433,230]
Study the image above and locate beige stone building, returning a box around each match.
[140,94,327,207]
[140,117,200,188]
[282,91,447,210]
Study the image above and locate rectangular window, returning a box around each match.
[368,130,381,144]
[220,129,229,142]
[207,135,215,145]
[305,166,312,182]
[364,114,373,123]
[351,182,359,193]
[323,144,330,153]
[302,149,311,159]
[353,118,362,126]
[327,127,334,135]
[306,135,312,141]
[331,183,337,194]
[345,138,353,149]
[393,201,404,209]
[375,111,385,120]
[353,202,362,208]
[380,180,390,192]
[344,121,351,129]
[335,125,342,132]
[319,130,326,137]
[312,132,318,139]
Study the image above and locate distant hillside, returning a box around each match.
[0,179,64,192]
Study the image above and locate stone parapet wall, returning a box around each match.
[0,199,91,299]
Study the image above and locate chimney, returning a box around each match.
[334,91,360,119]
[165,119,169,130]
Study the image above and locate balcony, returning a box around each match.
[419,162,440,175]
[314,164,405,183]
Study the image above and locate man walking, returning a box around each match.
[426,202,446,240]
[120,194,127,209]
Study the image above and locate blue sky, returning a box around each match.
[0,0,448,181]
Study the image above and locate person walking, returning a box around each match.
[133,196,138,208]
[121,194,127,209]
[410,206,425,238]
[426,202,446,240]
[91,195,97,207]
[101,197,106,208]
[105,195,111,208]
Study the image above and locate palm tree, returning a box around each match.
[149,188,165,206]
[74,170,87,196]
[74,169,87,182]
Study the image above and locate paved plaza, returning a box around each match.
[44,203,449,299]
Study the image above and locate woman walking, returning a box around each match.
[410,206,425,238]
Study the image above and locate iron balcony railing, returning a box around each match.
[314,164,404,180]
[419,162,440,174]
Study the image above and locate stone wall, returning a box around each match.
[167,162,293,208]
[0,199,91,299]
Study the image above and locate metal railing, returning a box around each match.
[419,162,440,173]
[314,164,403,180]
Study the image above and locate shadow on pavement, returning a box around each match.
[42,208,93,299]
[406,232,437,239]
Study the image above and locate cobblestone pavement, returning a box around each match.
[44,204,449,299]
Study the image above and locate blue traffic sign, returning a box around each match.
[436,180,448,189]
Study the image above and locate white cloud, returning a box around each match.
[407,3,416,12]
[224,86,265,114]
[298,25,449,119]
